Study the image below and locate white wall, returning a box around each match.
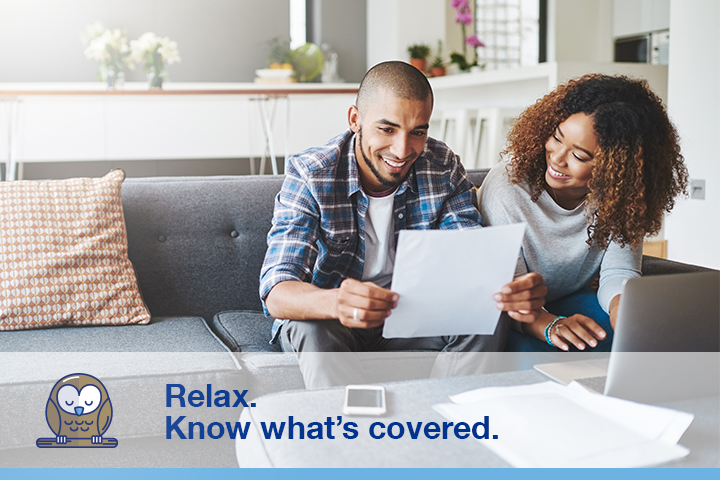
[0,0,290,82]
[547,0,613,62]
[309,0,367,82]
[366,0,446,68]
[663,0,720,268]
[613,0,670,38]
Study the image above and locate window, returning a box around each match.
[475,0,540,69]
[290,0,307,49]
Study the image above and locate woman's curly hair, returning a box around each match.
[504,74,688,249]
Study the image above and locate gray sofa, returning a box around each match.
[0,169,713,467]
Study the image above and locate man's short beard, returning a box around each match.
[357,128,408,189]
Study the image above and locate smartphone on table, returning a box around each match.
[342,385,386,416]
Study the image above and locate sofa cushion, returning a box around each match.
[466,168,490,188]
[0,170,150,330]
[121,175,285,320]
[211,314,443,398]
[0,316,231,352]
[210,310,281,353]
[641,256,714,276]
[0,316,247,451]
[0,350,244,450]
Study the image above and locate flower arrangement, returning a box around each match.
[130,32,181,89]
[82,22,133,86]
[450,0,485,72]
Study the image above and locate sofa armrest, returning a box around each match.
[641,255,716,276]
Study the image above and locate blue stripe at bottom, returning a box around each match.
[1,469,718,480]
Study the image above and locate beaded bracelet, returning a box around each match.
[544,316,566,346]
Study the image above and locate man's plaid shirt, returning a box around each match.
[259,129,483,341]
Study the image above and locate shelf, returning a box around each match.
[0,82,359,96]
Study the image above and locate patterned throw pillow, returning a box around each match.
[0,170,150,330]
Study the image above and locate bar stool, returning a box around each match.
[438,108,472,166]
[468,107,522,169]
[1,97,21,181]
[249,95,288,175]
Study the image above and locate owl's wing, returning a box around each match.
[97,399,113,435]
[45,399,61,435]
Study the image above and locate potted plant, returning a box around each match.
[430,41,446,77]
[407,43,430,72]
[449,0,485,72]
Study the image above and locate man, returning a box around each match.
[260,61,545,388]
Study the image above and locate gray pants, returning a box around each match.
[281,316,509,389]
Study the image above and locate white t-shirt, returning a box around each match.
[361,189,398,288]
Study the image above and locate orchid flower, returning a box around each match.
[465,35,485,48]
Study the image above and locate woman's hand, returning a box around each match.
[494,273,547,323]
[525,311,607,351]
[547,314,608,351]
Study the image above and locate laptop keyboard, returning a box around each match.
[575,375,607,393]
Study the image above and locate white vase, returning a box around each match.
[106,67,125,90]
[446,64,461,75]
[147,71,164,90]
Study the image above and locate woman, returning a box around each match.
[479,74,688,352]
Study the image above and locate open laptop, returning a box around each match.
[534,270,720,404]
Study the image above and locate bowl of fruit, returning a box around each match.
[255,63,295,81]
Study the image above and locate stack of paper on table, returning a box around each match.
[433,381,694,468]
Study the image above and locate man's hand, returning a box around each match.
[265,279,397,326]
[336,279,398,329]
[493,272,546,323]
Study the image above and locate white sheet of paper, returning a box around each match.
[382,223,526,338]
[433,381,693,468]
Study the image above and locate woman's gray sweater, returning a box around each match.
[477,162,642,312]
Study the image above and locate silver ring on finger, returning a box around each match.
[553,322,563,337]
[353,308,359,323]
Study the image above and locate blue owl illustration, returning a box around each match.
[39,373,116,448]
